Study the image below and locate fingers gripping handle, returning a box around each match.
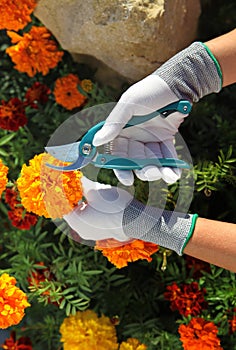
[46,100,192,171]
[126,100,191,127]
[82,100,192,148]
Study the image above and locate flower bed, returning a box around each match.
[0,1,236,349]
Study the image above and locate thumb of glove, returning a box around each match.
[81,176,112,199]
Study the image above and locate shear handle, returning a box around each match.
[94,154,190,170]
[80,100,192,157]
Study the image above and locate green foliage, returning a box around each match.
[0,2,236,350]
[194,146,236,193]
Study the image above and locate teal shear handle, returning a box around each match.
[79,99,192,170]
[94,154,190,170]
[46,100,192,171]
[79,100,192,156]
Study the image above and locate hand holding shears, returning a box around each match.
[46,97,191,184]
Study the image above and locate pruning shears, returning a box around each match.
[45,100,192,171]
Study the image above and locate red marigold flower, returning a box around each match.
[178,317,223,350]
[5,187,38,230]
[8,207,38,230]
[53,74,87,110]
[228,307,236,334]
[0,0,37,31]
[164,282,207,317]
[95,239,159,268]
[0,98,27,131]
[27,262,53,287]
[27,262,61,306]
[24,82,51,109]
[4,187,19,209]
[2,331,32,350]
[185,255,211,278]
[6,27,64,77]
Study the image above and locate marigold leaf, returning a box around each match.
[0,133,15,146]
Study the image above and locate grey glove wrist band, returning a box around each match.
[155,42,222,102]
[122,199,198,255]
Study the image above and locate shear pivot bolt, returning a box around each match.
[100,157,106,163]
[82,143,92,155]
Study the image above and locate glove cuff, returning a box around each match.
[122,198,198,255]
[155,42,222,102]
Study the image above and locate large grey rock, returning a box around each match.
[35,0,201,84]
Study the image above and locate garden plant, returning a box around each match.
[0,1,236,349]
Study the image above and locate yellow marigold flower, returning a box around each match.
[0,273,30,329]
[119,338,147,350]
[17,153,83,219]
[6,26,64,77]
[95,239,159,268]
[54,74,87,110]
[0,0,37,31]
[0,159,8,197]
[60,310,119,350]
[81,79,93,93]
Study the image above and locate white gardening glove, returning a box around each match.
[94,76,186,186]
[63,176,132,242]
[63,176,199,255]
[93,42,222,186]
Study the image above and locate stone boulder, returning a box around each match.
[35,0,201,85]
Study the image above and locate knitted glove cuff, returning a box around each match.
[155,42,222,102]
[122,198,198,255]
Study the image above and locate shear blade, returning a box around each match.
[46,154,92,171]
[45,142,93,171]
[45,142,80,162]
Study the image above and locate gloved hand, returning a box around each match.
[63,176,198,255]
[63,176,132,242]
[93,42,222,186]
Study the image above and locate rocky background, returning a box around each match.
[35,0,201,87]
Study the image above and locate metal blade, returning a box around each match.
[46,154,92,171]
[45,142,80,162]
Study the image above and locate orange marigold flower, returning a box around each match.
[119,338,147,350]
[54,74,87,110]
[81,79,93,93]
[16,153,83,219]
[164,282,207,317]
[2,331,32,350]
[6,26,64,77]
[95,239,159,268]
[0,273,30,329]
[24,82,51,109]
[178,317,223,350]
[0,98,27,131]
[0,159,8,198]
[0,0,37,31]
